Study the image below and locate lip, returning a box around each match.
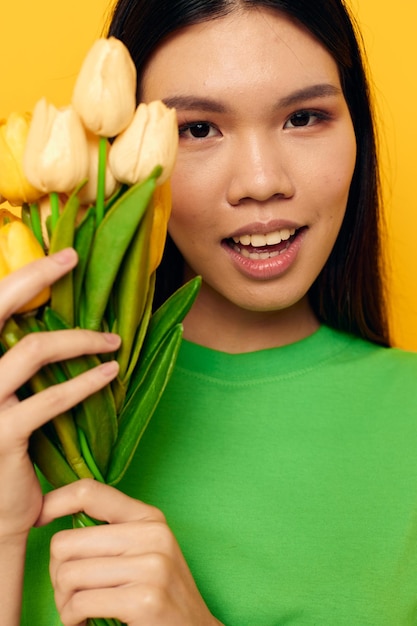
[222,225,307,280]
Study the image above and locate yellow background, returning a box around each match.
[1,0,416,349]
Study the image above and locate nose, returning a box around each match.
[226,130,295,206]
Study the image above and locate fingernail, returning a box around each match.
[99,361,119,376]
[103,332,121,347]
[52,248,78,265]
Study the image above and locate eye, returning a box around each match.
[284,110,329,129]
[178,121,219,139]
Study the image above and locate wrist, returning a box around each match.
[0,532,28,626]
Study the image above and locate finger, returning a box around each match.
[0,361,119,444]
[38,479,165,527]
[50,555,170,621]
[0,329,121,403]
[49,519,174,562]
[57,584,168,626]
[52,553,168,602]
[0,248,77,326]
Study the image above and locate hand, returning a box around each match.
[0,249,121,540]
[39,479,223,626]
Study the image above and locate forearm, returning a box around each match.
[0,532,28,626]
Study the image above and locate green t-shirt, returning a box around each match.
[22,325,417,624]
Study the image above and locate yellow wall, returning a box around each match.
[1,0,112,113]
[2,0,417,349]
[348,0,417,350]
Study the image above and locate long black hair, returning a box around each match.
[106,0,390,346]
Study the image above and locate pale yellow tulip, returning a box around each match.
[109,100,178,186]
[23,99,89,194]
[72,37,137,138]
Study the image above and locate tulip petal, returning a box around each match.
[24,99,89,194]
[109,100,178,186]
[0,221,50,312]
[72,37,137,138]
[0,113,42,205]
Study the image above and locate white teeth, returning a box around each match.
[250,233,268,247]
[280,228,292,241]
[232,228,296,247]
[239,234,252,246]
[266,231,282,245]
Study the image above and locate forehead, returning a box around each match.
[141,8,341,101]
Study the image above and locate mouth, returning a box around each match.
[224,226,304,260]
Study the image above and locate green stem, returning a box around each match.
[96,136,107,226]
[73,511,104,528]
[50,192,60,231]
[21,203,31,228]
[29,202,44,248]
[77,427,105,483]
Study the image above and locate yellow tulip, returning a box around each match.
[149,180,172,273]
[0,112,43,206]
[0,220,50,312]
[77,131,118,205]
[72,37,137,138]
[23,99,89,194]
[109,100,178,187]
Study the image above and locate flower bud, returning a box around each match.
[23,99,89,194]
[0,220,50,312]
[72,37,137,138]
[0,112,43,206]
[77,131,118,205]
[109,101,178,187]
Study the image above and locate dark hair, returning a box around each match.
[106,0,390,346]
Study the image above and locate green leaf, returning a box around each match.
[106,324,183,485]
[73,207,96,324]
[114,202,154,382]
[49,183,85,326]
[121,272,155,388]
[126,276,201,403]
[81,173,157,331]
[43,307,118,475]
[30,428,79,489]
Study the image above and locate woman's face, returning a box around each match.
[142,8,356,318]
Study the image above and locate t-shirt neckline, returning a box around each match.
[176,325,354,383]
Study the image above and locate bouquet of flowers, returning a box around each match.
[0,37,199,626]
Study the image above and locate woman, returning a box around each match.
[3,1,417,624]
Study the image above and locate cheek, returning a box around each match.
[168,175,210,250]
[330,130,357,194]
[169,159,224,235]
[309,135,356,218]
[169,171,198,231]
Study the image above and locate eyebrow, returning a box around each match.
[162,95,229,113]
[276,83,342,109]
[162,83,342,114]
